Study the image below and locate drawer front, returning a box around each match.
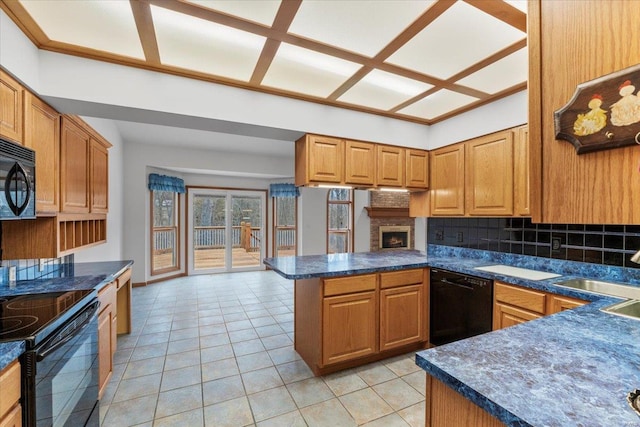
[324,274,377,297]
[494,282,546,314]
[0,360,20,418]
[98,281,116,312]
[116,268,131,290]
[380,269,424,289]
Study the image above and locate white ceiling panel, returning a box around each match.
[339,70,433,111]
[183,0,281,26]
[19,0,144,59]
[457,48,528,94]
[385,1,526,79]
[151,5,265,81]
[262,43,361,98]
[398,89,479,120]
[288,1,436,57]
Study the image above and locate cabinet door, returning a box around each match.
[376,145,404,187]
[513,126,530,216]
[0,361,20,421]
[493,302,541,330]
[60,118,90,213]
[380,284,424,351]
[98,282,116,398]
[344,140,375,186]
[322,291,377,366]
[430,144,465,215]
[0,70,24,145]
[547,294,586,314]
[466,131,514,216]
[405,149,428,189]
[0,403,21,427]
[24,93,60,213]
[90,138,109,213]
[301,135,344,184]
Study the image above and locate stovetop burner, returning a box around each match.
[0,289,94,343]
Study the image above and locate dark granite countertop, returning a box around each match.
[0,260,133,371]
[265,246,640,426]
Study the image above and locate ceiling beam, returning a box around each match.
[464,0,527,33]
[250,0,302,85]
[130,0,161,65]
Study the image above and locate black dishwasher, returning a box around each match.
[430,269,493,346]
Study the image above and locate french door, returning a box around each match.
[187,188,266,274]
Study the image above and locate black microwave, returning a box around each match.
[0,138,35,220]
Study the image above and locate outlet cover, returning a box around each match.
[552,237,562,251]
[457,232,464,242]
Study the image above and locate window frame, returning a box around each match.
[326,189,354,254]
[272,196,298,257]
[150,190,181,276]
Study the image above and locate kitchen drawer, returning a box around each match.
[494,282,546,314]
[380,269,424,289]
[116,268,131,290]
[0,360,20,419]
[98,281,116,312]
[324,274,377,297]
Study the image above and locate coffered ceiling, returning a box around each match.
[1,0,528,125]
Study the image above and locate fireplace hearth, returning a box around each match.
[379,226,411,250]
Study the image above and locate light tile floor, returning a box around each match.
[100,271,426,426]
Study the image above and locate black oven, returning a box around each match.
[0,137,36,220]
[0,290,99,426]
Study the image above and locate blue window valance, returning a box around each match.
[270,183,300,198]
[148,173,186,194]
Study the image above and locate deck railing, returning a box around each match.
[153,227,176,253]
[194,225,261,252]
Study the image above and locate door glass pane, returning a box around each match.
[275,197,296,257]
[231,195,262,268]
[193,194,226,270]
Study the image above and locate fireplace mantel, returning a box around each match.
[364,207,410,218]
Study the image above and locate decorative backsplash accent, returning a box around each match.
[428,217,640,269]
[0,254,74,283]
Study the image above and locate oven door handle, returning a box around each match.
[439,278,475,290]
[36,300,100,362]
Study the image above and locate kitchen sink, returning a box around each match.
[601,300,640,321]
[554,278,640,300]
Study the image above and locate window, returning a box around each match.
[273,196,297,257]
[327,189,353,254]
[151,190,180,275]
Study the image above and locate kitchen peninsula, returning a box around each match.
[264,250,431,375]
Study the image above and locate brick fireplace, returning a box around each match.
[366,192,415,251]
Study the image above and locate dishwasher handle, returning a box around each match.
[438,278,475,290]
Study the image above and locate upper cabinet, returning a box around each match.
[24,93,60,214]
[61,117,91,213]
[345,140,375,186]
[296,133,428,190]
[529,0,640,224]
[406,149,429,189]
[90,136,109,213]
[376,145,405,187]
[430,143,465,216]
[0,69,24,145]
[513,125,530,216]
[465,131,514,216]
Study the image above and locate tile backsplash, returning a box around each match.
[0,254,74,283]
[428,217,640,269]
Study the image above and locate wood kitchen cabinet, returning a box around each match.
[90,137,109,213]
[513,125,530,216]
[529,0,640,224]
[379,269,426,351]
[295,269,428,376]
[60,117,90,213]
[0,360,21,427]
[344,139,375,186]
[405,149,429,189]
[430,143,465,216]
[0,69,24,145]
[493,281,586,330]
[295,134,344,186]
[376,145,405,187]
[24,92,60,214]
[98,280,117,399]
[465,130,514,216]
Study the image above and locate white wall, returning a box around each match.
[73,117,124,262]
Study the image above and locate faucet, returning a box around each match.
[632,249,640,264]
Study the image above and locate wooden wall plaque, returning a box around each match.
[554,64,640,154]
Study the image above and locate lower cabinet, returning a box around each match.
[98,280,117,399]
[295,268,428,376]
[493,281,587,330]
[0,360,21,427]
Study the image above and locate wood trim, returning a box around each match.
[130,0,161,64]
[145,271,186,285]
[464,0,527,33]
[527,0,543,223]
[0,0,50,46]
[364,207,409,218]
[149,190,181,276]
[446,38,527,84]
